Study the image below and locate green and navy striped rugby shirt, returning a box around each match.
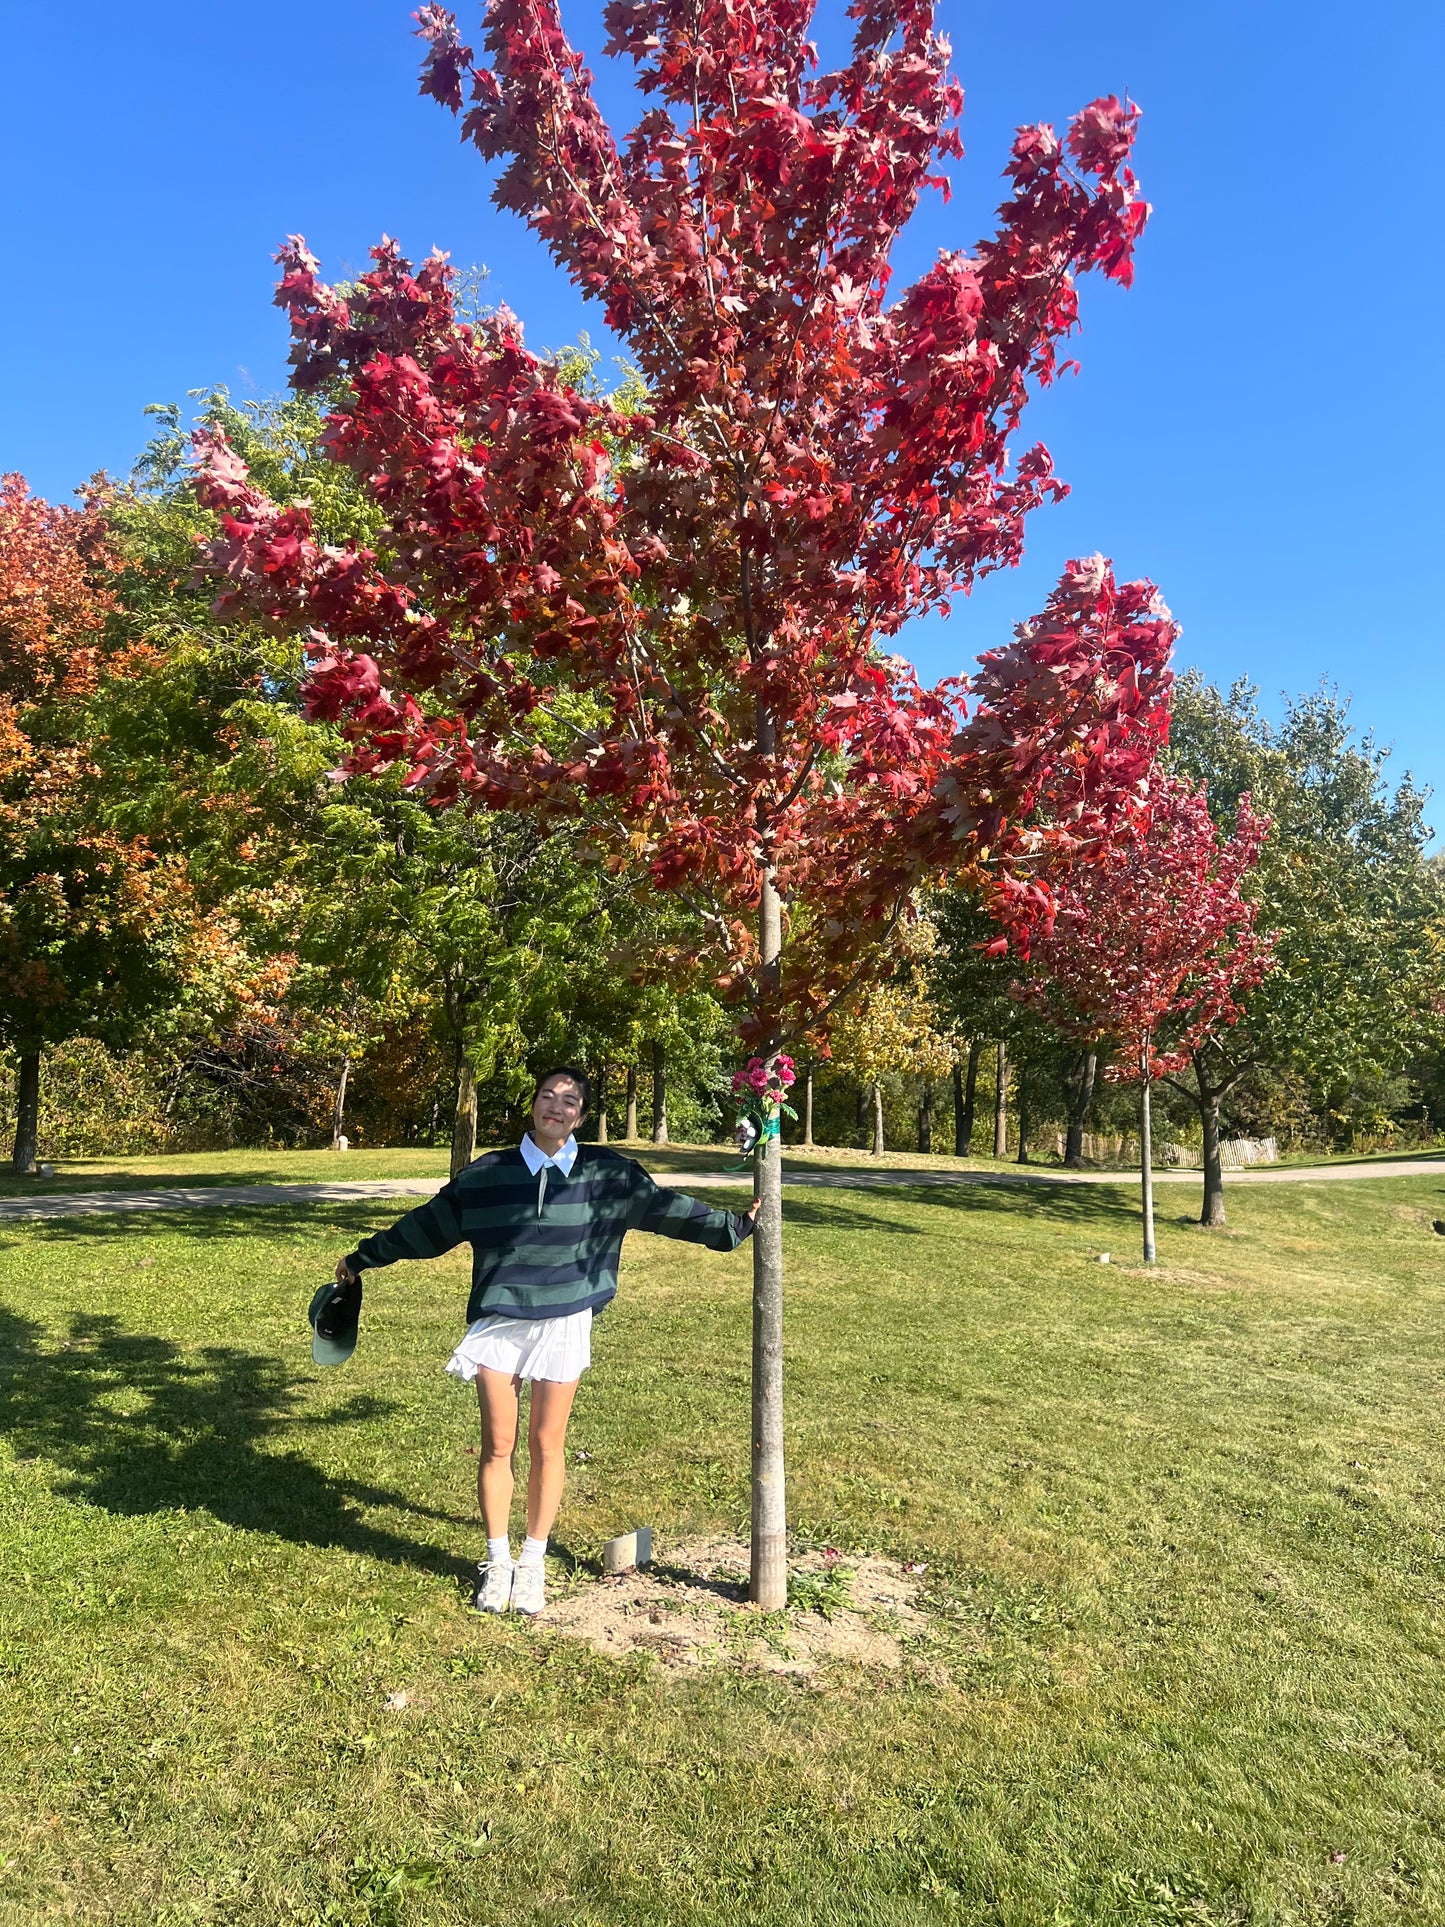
[344,1145,753,1324]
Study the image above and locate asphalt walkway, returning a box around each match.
[2,1159,1441,1222]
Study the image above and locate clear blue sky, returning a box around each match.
[4,0,1440,838]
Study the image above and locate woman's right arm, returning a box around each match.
[336,1183,466,1282]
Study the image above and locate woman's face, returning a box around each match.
[532,1076,585,1143]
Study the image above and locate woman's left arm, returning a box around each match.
[625,1166,760,1250]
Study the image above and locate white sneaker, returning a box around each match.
[510,1561,546,1616]
[473,1560,514,1613]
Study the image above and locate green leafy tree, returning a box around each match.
[1165,676,1444,1212]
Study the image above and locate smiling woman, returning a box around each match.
[317,1065,759,1618]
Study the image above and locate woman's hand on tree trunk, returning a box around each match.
[746,1197,761,1223]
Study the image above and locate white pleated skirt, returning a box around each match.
[445,1307,593,1385]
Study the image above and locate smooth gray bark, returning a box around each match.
[802,1064,814,1147]
[625,1065,638,1141]
[595,1061,609,1144]
[331,1053,352,1152]
[871,1081,885,1156]
[650,1041,668,1144]
[1140,1073,1157,1263]
[993,1042,1008,1158]
[749,867,787,1611]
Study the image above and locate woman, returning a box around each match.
[332,1066,759,1616]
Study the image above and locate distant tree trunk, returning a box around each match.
[1016,1073,1032,1163]
[1139,1060,1157,1264]
[918,1080,934,1154]
[331,1052,352,1152]
[1063,1050,1098,1167]
[595,1061,609,1144]
[871,1080,885,1156]
[993,1042,1008,1158]
[802,1064,815,1147]
[1195,1049,1227,1227]
[11,1048,40,1175]
[958,1039,980,1155]
[625,1064,639,1140]
[450,1056,477,1177]
[650,1040,668,1144]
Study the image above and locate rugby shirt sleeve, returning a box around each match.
[624,1165,755,1251]
[345,1182,467,1274]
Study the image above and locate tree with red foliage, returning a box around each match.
[192,0,1169,1603]
[0,476,197,1173]
[1012,773,1274,1259]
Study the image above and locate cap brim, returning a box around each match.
[312,1328,358,1367]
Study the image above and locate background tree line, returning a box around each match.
[3,386,1442,1175]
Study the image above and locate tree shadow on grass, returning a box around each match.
[0,1200,429,1250]
[0,1303,475,1589]
[782,1180,1142,1234]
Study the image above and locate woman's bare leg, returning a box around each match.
[526,1376,580,1541]
[476,1367,522,1540]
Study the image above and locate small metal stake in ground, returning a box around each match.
[601,1527,653,1574]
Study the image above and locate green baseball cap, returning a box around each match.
[308,1273,363,1367]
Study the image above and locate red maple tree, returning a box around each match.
[192,0,1169,1601]
[1012,772,1274,1258]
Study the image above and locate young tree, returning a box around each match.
[192,2,1167,1602]
[1014,774,1274,1256]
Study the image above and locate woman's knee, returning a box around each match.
[528,1414,569,1464]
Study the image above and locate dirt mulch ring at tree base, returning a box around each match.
[541,1537,929,1677]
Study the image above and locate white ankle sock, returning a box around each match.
[519,1535,547,1567]
[487,1536,513,1566]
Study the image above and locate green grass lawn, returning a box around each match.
[2,1170,1445,1924]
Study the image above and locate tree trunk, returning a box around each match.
[959,1039,980,1155]
[625,1065,638,1141]
[331,1052,352,1152]
[993,1042,1008,1158]
[918,1080,934,1154]
[1063,1050,1097,1168]
[1196,1052,1226,1227]
[1139,1068,1157,1264]
[450,1056,477,1178]
[802,1064,814,1147]
[650,1040,668,1144]
[871,1081,885,1156]
[595,1061,609,1144]
[749,866,787,1611]
[11,1048,40,1175]
[1016,1073,1031,1164]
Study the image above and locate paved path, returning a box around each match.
[2,1160,1442,1223]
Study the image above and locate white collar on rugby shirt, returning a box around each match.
[520,1132,578,1177]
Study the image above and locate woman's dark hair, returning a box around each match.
[530,1065,592,1116]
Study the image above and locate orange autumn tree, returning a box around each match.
[0,475,197,1173]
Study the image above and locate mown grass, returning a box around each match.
[2,1169,1445,1924]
